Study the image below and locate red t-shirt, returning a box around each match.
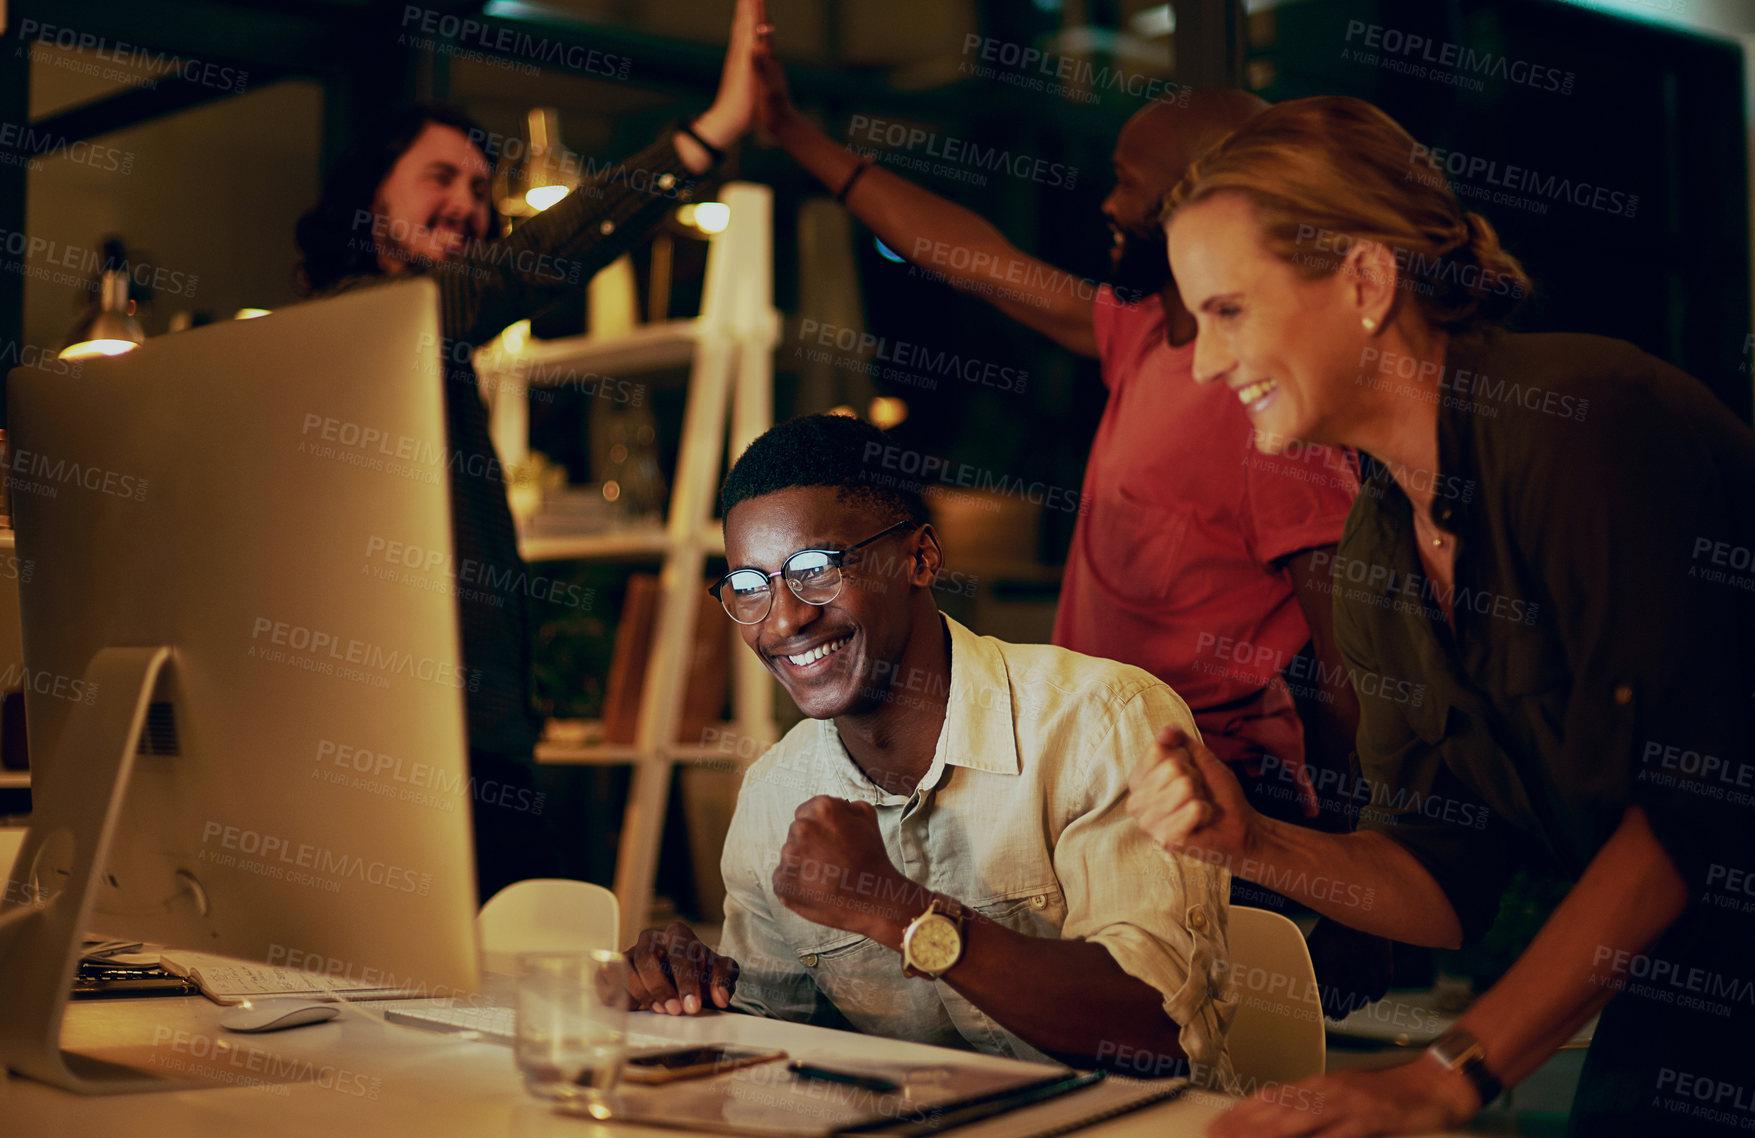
[1054,287,1358,784]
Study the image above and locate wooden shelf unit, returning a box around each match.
[481,182,780,936]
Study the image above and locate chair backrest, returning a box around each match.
[476,879,620,975]
[1224,905,1326,1088]
[0,827,23,883]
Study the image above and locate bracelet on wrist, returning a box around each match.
[680,120,726,166]
[836,158,873,204]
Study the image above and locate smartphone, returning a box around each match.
[618,1044,787,1085]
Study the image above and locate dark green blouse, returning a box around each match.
[1334,330,1755,939]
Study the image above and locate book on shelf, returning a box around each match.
[601,573,731,747]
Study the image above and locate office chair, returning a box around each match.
[0,827,22,884]
[477,878,620,975]
[1224,905,1326,1088]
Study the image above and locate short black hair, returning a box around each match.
[295,102,501,294]
[720,414,930,527]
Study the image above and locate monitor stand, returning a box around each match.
[0,645,196,1094]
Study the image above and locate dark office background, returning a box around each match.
[2,0,1749,912]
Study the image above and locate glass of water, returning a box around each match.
[515,949,627,1113]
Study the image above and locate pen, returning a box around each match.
[787,1061,901,1094]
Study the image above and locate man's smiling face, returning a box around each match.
[371,123,492,272]
[722,486,922,722]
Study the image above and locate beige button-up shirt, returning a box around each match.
[718,615,1235,1082]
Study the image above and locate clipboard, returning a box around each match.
[557,1055,1187,1138]
[559,1057,1075,1137]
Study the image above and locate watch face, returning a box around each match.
[909,914,962,974]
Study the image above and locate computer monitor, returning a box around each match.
[0,280,482,1093]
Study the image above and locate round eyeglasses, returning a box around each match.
[709,519,917,625]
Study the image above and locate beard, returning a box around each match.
[1106,224,1172,304]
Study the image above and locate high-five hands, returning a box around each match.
[750,7,798,139]
[690,0,768,154]
[1126,725,1263,871]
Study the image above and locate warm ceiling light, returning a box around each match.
[61,270,144,360]
[690,202,730,234]
[525,184,569,211]
[868,397,908,429]
[677,202,731,236]
[495,108,574,218]
[60,339,140,360]
[499,319,531,354]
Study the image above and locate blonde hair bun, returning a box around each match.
[1167,96,1531,332]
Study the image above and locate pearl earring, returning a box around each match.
[1361,317,1377,332]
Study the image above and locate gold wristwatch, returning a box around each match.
[901,896,968,980]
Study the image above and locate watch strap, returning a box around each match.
[1428,1028,1503,1106]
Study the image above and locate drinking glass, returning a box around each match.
[514,949,627,1113]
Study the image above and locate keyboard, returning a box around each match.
[380,999,518,1041]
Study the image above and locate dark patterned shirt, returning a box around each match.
[330,132,704,756]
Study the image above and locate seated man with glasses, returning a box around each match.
[622,413,1234,1080]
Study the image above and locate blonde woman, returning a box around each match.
[1130,95,1755,1137]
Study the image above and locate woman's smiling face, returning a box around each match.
[1168,191,1376,454]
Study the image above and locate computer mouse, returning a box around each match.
[218,999,342,1033]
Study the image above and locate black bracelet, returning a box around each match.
[836,158,873,204]
[679,120,726,166]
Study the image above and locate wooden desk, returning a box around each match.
[4,995,1514,1137]
[2,996,1239,1138]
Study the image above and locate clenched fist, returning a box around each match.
[1127,725,1263,871]
[772,796,926,940]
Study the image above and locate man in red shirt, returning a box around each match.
[756,71,1360,835]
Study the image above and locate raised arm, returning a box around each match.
[869,889,1192,1072]
[441,0,763,345]
[767,688,1231,1076]
[755,44,1099,357]
[1129,725,1466,948]
[767,792,1202,1073]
